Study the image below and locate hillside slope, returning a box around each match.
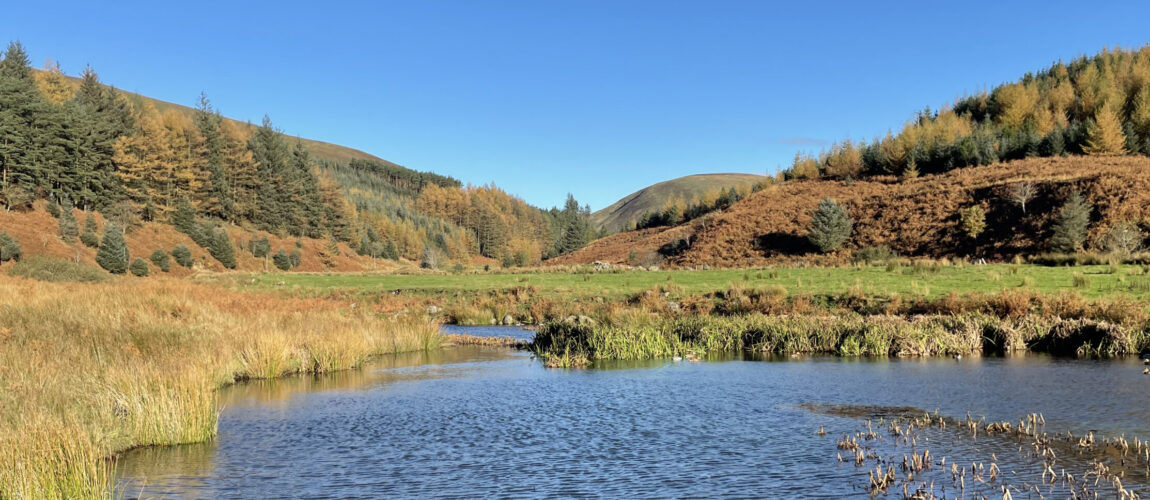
[592,173,765,233]
[552,156,1150,268]
[0,202,399,274]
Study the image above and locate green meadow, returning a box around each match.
[239,263,1150,303]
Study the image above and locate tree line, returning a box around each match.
[784,46,1150,181]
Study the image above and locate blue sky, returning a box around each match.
[4,1,1150,210]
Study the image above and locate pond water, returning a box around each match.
[116,327,1149,499]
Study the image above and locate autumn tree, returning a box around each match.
[1083,104,1127,155]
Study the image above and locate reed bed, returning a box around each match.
[532,313,1147,367]
[0,276,442,499]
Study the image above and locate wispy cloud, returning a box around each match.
[775,136,830,146]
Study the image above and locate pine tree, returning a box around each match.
[0,231,21,262]
[1050,191,1092,252]
[171,196,197,235]
[194,93,234,220]
[58,201,78,241]
[171,244,193,268]
[150,249,170,272]
[808,197,852,253]
[80,212,100,247]
[96,224,129,273]
[129,257,150,277]
[273,249,291,270]
[1083,104,1127,155]
[209,228,236,269]
[248,116,292,232]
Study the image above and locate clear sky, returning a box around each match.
[4,1,1150,210]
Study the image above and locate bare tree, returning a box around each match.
[1105,222,1145,256]
[1009,182,1037,214]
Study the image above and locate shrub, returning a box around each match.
[959,205,986,240]
[0,232,23,263]
[6,256,108,283]
[1050,191,1091,252]
[209,229,237,269]
[852,245,898,265]
[1072,272,1090,288]
[150,249,171,272]
[289,249,302,268]
[273,249,292,271]
[96,225,129,274]
[171,244,193,268]
[129,258,150,277]
[80,213,100,248]
[808,197,852,253]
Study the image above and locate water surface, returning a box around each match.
[116,330,1149,498]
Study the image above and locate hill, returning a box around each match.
[550,155,1150,268]
[592,173,765,233]
[1,41,597,271]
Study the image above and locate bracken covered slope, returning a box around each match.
[552,156,1150,268]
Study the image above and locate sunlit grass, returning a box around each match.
[0,276,441,499]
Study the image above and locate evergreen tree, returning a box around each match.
[129,257,150,277]
[808,197,852,253]
[0,231,21,262]
[171,244,193,268]
[273,249,291,270]
[96,224,129,273]
[1050,191,1092,252]
[289,248,301,268]
[58,201,78,242]
[194,93,235,220]
[382,238,399,260]
[171,196,197,235]
[150,249,170,272]
[248,116,292,232]
[80,212,100,247]
[209,229,236,269]
[46,197,60,217]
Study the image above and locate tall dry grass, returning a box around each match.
[0,276,441,499]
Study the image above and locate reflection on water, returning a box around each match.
[115,341,1149,499]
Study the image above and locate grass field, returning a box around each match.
[239,263,1150,303]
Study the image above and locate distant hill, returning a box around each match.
[551,156,1150,268]
[592,173,765,234]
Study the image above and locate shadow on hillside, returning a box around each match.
[753,232,815,256]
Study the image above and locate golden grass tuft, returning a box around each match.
[0,276,441,499]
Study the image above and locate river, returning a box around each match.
[115,326,1149,498]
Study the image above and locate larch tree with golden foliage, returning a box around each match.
[1083,104,1127,155]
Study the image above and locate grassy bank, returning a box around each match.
[532,313,1148,367]
[0,277,441,499]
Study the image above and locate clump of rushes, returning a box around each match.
[531,313,1144,366]
[0,277,443,498]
